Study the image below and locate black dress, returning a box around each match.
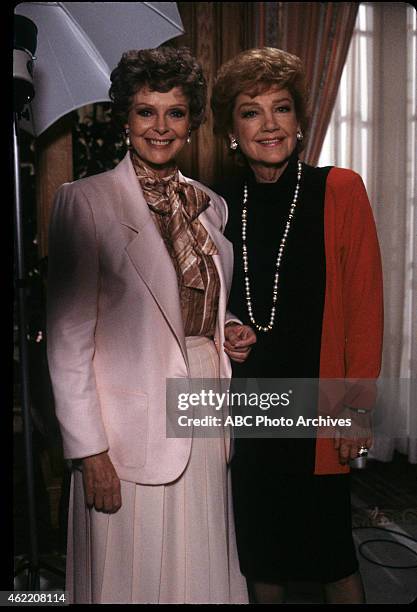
[217,153,358,584]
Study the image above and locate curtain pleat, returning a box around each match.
[258,2,359,167]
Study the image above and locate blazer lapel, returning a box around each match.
[110,155,233,371]
[198,211,233,292]
[111,154,189,368]
[178,170,233,296]
[179,172,234,363]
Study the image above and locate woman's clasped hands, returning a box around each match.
[224,323,257,363]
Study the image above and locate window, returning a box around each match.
[319,3,415,201]
[318,4,373,190]
[407,5,416,212]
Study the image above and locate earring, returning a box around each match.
[125,128,131,148]
[186,130,192,145]
[296,130,303,142]
[230,136,238,150]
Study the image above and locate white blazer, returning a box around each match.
[47,152,236,485]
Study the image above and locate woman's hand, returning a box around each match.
[334,407,372,465]
[224,323,257,363]
[81,451,122,513]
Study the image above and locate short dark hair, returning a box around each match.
[211,47,310,153]
[109,46,207,130]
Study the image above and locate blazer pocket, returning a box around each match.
[99,386,148,468]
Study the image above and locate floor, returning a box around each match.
[349,454,417,605]
[13,451,417,604]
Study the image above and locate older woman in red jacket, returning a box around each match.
[212,47,383,604]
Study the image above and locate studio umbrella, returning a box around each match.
[14,2,185,136]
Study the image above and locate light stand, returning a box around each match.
[13,15,64,591]
[13,110,41,592]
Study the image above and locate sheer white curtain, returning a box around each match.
[319,2,417,463]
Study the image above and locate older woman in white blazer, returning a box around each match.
[47,46,256,604]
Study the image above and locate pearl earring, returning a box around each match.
[125,128,131,147]
[186,130,192,144]
[296,130,303,142]
[230,136,238,150]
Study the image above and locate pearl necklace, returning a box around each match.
[242,160,303,332]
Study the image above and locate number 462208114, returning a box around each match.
[6,592,68,605]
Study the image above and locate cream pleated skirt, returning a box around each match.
[65,336,248,604]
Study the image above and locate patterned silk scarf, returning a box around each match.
[131,151,218,290]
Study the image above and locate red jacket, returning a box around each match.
[315,168,384,474]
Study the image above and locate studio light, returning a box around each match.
[13,15,38,114]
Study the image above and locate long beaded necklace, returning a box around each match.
[242,160,303,332]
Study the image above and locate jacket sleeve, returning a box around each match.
[216,193,243,327]
[225,312,243,326]
[46,183,109,459]
[341,172,384,408]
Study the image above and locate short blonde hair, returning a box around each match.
[211,47,309,152]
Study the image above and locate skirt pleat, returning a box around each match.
[66,336,248,604]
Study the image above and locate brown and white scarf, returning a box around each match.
[131,150,217,290]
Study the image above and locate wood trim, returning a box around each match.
[35,116,73,258]
[192,1,216,185]
[171,2,257,186]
